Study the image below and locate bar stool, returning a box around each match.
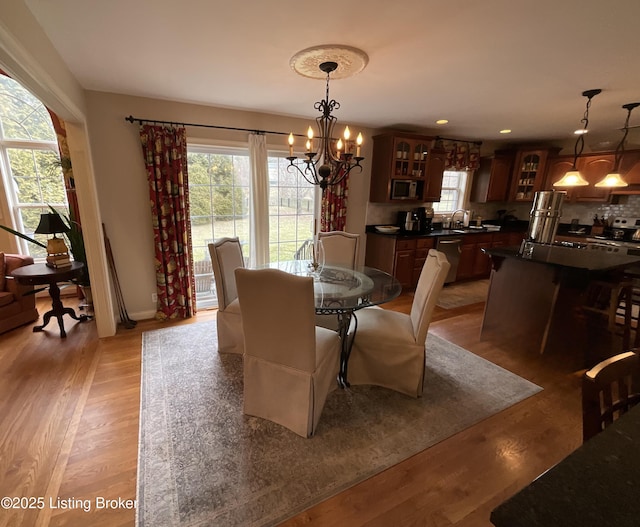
[581,276,633,363]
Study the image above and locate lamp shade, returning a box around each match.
[553,170,589,187]
[34,213,69,234]
[594,173,629,188]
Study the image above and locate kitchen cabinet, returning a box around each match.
[470,151,515,202]
[544,153,614,202]
[365,233,435,289]
[508,148,558,202]
[457,233,494,280]
[369,133,445,203]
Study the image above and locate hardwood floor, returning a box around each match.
[0,294,587,527]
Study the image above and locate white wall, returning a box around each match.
[84,91,376,320]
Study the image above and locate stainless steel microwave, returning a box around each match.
[391,179,418,199]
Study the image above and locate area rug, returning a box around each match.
[137,321,541,527]
[437,279,490,309]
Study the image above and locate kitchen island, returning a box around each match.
[481,243,640,363]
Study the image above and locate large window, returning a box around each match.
[0,75,67,258]
[186,145,315,308]
[432,170,469,213]
[267,155,315,262]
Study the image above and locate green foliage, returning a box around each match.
[187,152,246,222]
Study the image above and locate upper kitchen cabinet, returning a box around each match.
[508,148,558,202]
[369,133,445,203]
[470,150,515,202]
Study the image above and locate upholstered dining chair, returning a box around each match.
[582,349,640,441]
[235,267,341,438]
[208,237,245,355]
[318,231,360,269]
[348,249,450,397]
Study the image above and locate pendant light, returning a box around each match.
[554,89,601,187]
[594,102,640,187]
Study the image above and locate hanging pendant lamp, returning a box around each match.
[594,102,640,187]
[554,89,601,187]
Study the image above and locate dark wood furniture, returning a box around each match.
[470,151,514,202]
[368,133,446,203]
[582,349,640,441]
[508,148,558,202]
[364,234,435,290]
[11,262,89,338]
[491,404,640,527]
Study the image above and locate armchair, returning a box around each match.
[0,253,39,334]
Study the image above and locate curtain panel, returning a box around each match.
[320,168,348,232]
[440,140,481,171]
[139,124,195,320]
[248,133,269,266]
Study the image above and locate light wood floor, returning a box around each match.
[0,293,588,527]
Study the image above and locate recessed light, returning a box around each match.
[574,129,589,135]
[435,119,449,125]
[499,129,512,134]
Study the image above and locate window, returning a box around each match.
[267,155,315,262]
[186,145,315,309]
[432,170,469,213]
[0,75,67,259]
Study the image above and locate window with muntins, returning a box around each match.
[432,170,469,213]
[0,74,67,258]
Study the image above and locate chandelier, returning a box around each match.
[554,89,601,187]
[287,49,366,192]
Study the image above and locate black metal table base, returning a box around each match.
[336,311,356,388]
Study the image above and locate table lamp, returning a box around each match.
[34,213,70,257]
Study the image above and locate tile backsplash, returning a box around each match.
[366,194,640,227]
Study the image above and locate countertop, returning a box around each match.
[366,224,526,240]
[484,245,640,272]
[490,404,640,527]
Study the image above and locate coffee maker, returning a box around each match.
[413,207,434,233]
[397,210,417,232]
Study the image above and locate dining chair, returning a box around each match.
[235,268,341,437]
[318,231,360,269]
[208,237,245,354]
[582,348,640,441]
[348,249,450,397]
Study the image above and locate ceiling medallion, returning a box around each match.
[290,45,369,80]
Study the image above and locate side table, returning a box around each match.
[11,262,89,338]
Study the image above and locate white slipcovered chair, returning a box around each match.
[235,267,341,437]
[348,249,450,397]
[208,238,245,355]
[318,230,360,269]
[315,230,361,331]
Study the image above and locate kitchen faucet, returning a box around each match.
[450,209,467,228]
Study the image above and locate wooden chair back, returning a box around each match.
[582,349,640,441]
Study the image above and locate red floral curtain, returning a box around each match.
[139,124,195,320]
[441,139,481,171]
[47,110,81,225]
[320,169,348,232]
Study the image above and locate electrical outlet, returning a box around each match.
[151,292,158,302]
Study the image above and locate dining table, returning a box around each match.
[259,260,402,387]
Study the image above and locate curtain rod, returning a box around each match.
[124,115,305,137]
[436,135,482,146]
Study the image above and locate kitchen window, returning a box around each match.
[0,74,68,259]
[432,170,469,213]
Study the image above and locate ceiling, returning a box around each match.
[23,0,640,149]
